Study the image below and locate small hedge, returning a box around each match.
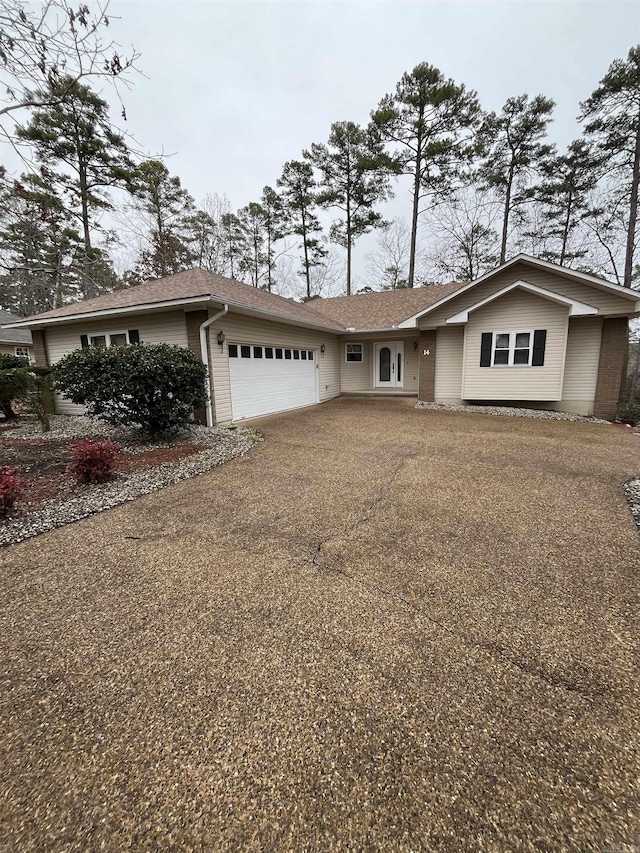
[66,439,123,484]
[55,343,208,435]
[617,401,640,427]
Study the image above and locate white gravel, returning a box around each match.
[415,401,611,424]
[1,417,260,547]
[624,478,640,533]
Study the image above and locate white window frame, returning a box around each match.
[15,346,31,360]
[88,330,131,348]
[345,343,363,363]
[491,330,534,367]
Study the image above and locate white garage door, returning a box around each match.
[228,343,317,420]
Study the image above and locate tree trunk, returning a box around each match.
[560,192,573,266]
[79,160,93,299]
[623,120,640,288]
[346,197,352,296]
[499,166,514,265]
[301,206,311,299]
[266,227,272,292]
[408,142,422,288]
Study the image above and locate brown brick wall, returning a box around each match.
[593,317,628,420]
[31,329,49,367]
[418,330,437,402]
[185,310,210,425]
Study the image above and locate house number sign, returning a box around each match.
[423,349,430,356]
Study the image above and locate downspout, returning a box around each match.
[199,303,228,427]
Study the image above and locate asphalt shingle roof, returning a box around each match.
[11,269,467,333]
[0,310,32,345]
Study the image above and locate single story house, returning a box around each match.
[6,255,639,423]
[0,310,33,361]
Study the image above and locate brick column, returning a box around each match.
[593,317,628,420]
[31,329,49,367]
[418,330,437,402]
[185,310,210,425]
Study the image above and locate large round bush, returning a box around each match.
[54,343,208,434]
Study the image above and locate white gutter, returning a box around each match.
[200,303,228,427]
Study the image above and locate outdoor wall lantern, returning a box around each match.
[217,330,226,346]
[414,341,418,351]
[320,344,326,355]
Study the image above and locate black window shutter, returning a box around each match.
[532,330,547,366]
[480,332,492,367]
[128,329,140,344]
[80,334,89,348]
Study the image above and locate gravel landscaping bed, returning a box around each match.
[1,417,260,547]
[415,400,611,423]
[624,477,640,533]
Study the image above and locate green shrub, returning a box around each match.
[0,353,31,420]
[54,343,208,435]
[25,366,55,432]
[617,401,640,427]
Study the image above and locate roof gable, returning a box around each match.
[444,280,598,324]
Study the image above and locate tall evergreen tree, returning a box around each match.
[535,139,599,266]
[237,202,268,287]
[17,77,135,298]
[260,186,287,292]
[277,160,326,298]
[129,160,195,279]
[306,121,392,295]
[371,63,480,287]
[0,168,84,314]
[219,212,247,280]
[478,94,555,264]
[581,45,640,287]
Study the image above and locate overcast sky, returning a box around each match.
[97,0,638,287]
[7,0,640,289]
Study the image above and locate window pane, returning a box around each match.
[265,347,273,358]
[514,348,530,365]
[228,344,238,357]
[241,345,251,358]
[301,350,307,359]
[495,333,509,349]
[515,332,530,349]
[379,346,391,381]
[91,335,107,348]
[293,349,299,359]
[110,333,127,347]
[308,351,313,360]
[285,349,292,359]
[275,348,283,359]
[254,346,263,358]
[493,349,509,365]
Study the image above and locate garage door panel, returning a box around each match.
[229,345,317,420]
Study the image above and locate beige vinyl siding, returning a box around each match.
[208,312,340,424]
[0,343,32,357]
[555,317,602,415]
[462,289,568,401]
[338,333,419,392]
[46,310,189,414]
[419,262,634,329]
[434,326,464,403]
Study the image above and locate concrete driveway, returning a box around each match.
[1,397,639,851]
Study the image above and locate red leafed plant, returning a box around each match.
[66,439,123,484]
[0,466,24,516]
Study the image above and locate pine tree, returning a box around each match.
[306,121,392,295]
[535,139,599,266]
[17,76,135,298]
[237,202,269,287]
[581,46,640,287]
[478,94,555,264]
[371,63,480,286]
[260,186,287,292]
[277,160,326,298]
[129,160,196,279]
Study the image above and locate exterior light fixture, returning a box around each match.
[217,330,225,346]
[414,341,418,351]
[320,344,326,354]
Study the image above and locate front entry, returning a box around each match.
[374,341,404,389]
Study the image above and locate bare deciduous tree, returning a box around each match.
[365,218,411,289]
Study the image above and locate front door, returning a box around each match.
[374,342,404,389]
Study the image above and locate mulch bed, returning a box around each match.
[1,434,208,517]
